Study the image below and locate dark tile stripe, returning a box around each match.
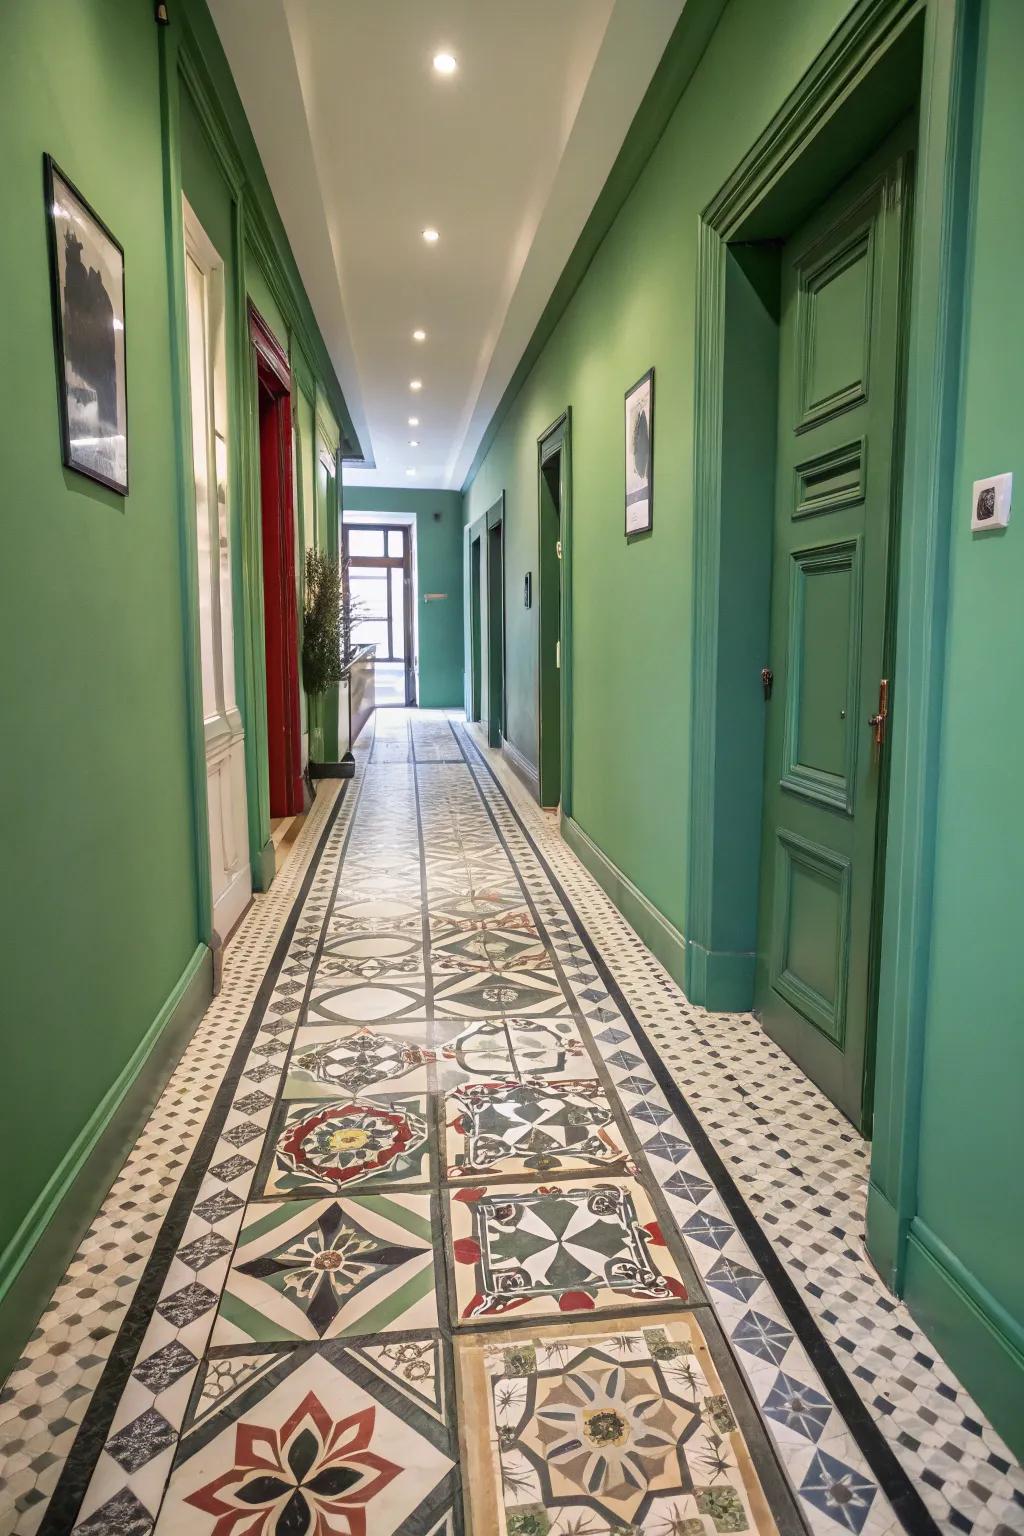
[453,722,942,1536]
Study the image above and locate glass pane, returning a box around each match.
[186,254,218,721]
[350,569,387,619]
[390,567,406,659]
[348,528,384,557]
[352,618,388,654]
[387,529,404,558]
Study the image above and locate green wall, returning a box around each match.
[904,0,1024,1443]
[0,1,200,1284]
[463,0,1024,1451]
[343,487,465,708]
[0,0,355,1353]
[464,0,852,934]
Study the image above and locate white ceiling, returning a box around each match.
[208,0,684,490]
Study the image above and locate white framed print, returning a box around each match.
[624,367,654,537]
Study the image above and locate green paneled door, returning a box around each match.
[755,137,913,1130]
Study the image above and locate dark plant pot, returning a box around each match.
[309,754,355,780]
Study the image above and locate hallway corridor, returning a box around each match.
[2,712,1020,1536]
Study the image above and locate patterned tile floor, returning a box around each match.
[0,709,1019,1536]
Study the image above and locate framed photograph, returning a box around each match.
[624,366,654,537]
[44,155,128,494]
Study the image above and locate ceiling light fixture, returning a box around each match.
[406,468,417,477]
[432,52,457,76]
[412,328,427,342]
[408,417,420,427]
[409,379,422,392]
[421,227,439,244]
[409,439,419,447]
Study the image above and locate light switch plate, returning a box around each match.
[971,471,1012,530]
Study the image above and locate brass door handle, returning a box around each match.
[868,679,889,754]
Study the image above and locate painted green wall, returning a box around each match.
[343,487,465,708]
[464,0,852,933]
[906,0,1024,1442]
[463,0,1024,1447]
[0,1,199,1275]
[0,0,356,1332]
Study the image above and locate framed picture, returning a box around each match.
[44,155,128,494]
[624,367,654,536]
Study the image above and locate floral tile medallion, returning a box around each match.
[455,1314,785,1536]
[447,1179,694,1324]
[445,1080,629,1179]
[156,1336,459,1535]
[261,1094,432,1197]
[284,1027,437,1098]
[212,1194,438,1344]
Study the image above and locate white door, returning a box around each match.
[184,199,251,941]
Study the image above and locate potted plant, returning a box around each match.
[302,549,367,777]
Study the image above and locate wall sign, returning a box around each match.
[44,155,129,495]
[624,367,654,537]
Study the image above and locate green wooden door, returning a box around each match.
[755,140,912,1129]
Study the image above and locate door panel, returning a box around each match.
[755,128,912,1129]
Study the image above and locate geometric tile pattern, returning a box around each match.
[2,709,1020,1536]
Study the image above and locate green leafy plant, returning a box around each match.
[302,549,343,698]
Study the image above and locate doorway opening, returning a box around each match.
[344,523,415,706]
[250,304,303,818]
[537,416,569,809]
[183,200,251,943]
[486,501,505,748]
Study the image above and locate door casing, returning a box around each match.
[685,0,977,1291]
[537,411,573,811]
[486,497,506,748]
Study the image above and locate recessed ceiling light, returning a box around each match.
[412,328,427,342]
[409,439,419,447]
[409,379,422,392]
[408,416,420,427]
[421,227,440,244]
[406,468,417,477]
[433,52,457,76]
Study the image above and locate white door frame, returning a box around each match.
[183,197,251,942]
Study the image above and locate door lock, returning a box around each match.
[868,677,889,754]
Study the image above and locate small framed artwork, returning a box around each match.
[44,155,128,494]
[624,366,654,537]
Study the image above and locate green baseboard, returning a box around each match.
[904,1218,1024,1460]
[252,837,276,892]
[560,814,688,988]
[684,939,756,1012]
[0,943,213,1381]
[501,737,540,800]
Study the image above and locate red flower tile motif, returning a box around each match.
[185,1393,399,1536]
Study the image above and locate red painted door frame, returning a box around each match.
[250,303,303,818]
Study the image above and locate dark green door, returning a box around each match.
[755,138,912,1129]
[469,535,482,722]
[487,518,504,747]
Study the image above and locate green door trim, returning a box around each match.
[686,0,977,1291]
[537,411,574,814]
[485,494,505,748]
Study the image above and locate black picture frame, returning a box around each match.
[624,366,654,538]
[44,154,129,495]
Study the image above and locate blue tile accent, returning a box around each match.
[705,1254,764,1301]
[682,1211,736,1250]
[732,1310,795,1366]
[799,1449,877,1532]
[642,1130,692,1163]
[663,1169,713,1203]
[763,1370,833,1443]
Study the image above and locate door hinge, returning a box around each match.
[868,677,890,756]
[761,667,774,701]
[556,539,563,560]
[555,639,561,669]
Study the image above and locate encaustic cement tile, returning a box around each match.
[211,1194,439,1345]
[283,1025,438,1098]
[455,1312,802,1536]
[258,1094,434,1198]
[156,1335,460,1535]
[447,1179,697,1325]
[431,1016,598,1087]
[444,1079,631,1180]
